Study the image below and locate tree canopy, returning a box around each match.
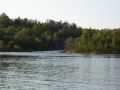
[0,13,120,53]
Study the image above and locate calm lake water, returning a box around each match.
[0,52,120,90]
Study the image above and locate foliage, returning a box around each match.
[0,13,120,53]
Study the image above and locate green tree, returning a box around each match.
[0,13,11,27]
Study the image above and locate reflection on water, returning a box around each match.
[0,52,120,90]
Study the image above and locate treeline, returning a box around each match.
[0,13,120,53]
[65,29,120,54]
[0,13,82,51]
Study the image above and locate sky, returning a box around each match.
[0,0,120,29]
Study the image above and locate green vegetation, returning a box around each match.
[0,13,120,53]
[66,29,120,54]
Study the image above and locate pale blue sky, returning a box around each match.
[0,0,120,29]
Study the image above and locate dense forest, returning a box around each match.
[0,13,120,53]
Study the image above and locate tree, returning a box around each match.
[0,13,11,27]
[112,30,120,53]
[65,37,73,51]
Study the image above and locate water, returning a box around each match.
[0,52,120,90]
